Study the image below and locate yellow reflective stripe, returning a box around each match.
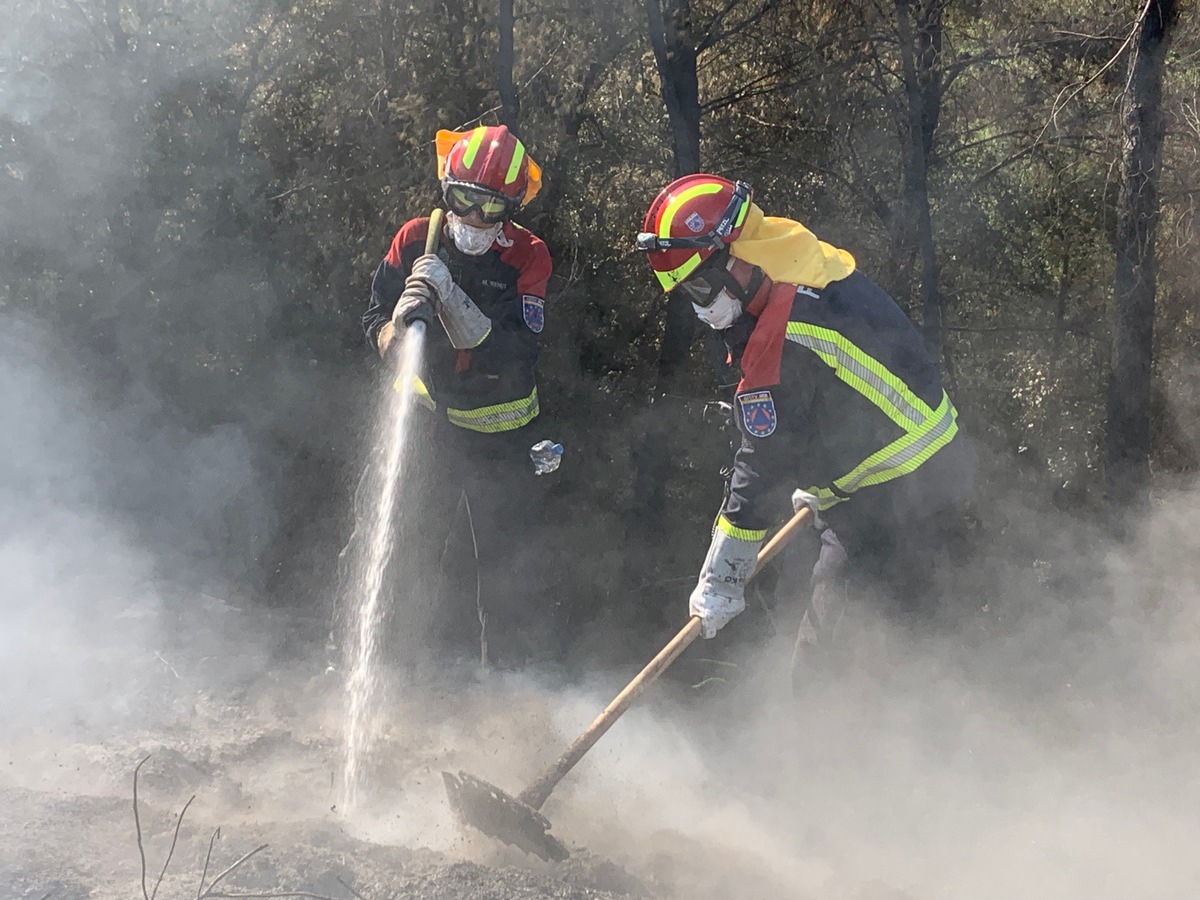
[505,140,525,185]
[654,182,723,289]
[785,319,960,506]
[658,182,721,238]
[835,394,958,494]
[655,252,702,291]
[391,373,437,411]
[461,127,486,168]
[716,515,768,542]
[805,393,959,509]
[785,322,934,428]
[733,197,749,228]
[446,388,539,433]
[802,486,843,512]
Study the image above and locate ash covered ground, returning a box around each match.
[5,546,1200,900]
[5,323,1200,899]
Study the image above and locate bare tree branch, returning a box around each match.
[199,843,269,897]
[152,794,196,900]
[134,754,153,900]
[198,828,222,900]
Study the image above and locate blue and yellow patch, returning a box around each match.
[522,294,545,333]
[737,389,777,437]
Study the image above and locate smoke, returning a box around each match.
[0,316,288,738]
[516,482,1200,899]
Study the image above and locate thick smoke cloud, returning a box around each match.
[0,314,281,734]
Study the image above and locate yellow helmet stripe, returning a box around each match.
[505,139,526,185]
[461,127,487,168]
[653,181,724,290]
[654,252,703,291]
[733,195,750,228]
[657,182,723,239]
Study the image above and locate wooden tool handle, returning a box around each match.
[516,506,811,810]
[426,208,445,254]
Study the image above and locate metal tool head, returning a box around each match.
[442,769,569,862]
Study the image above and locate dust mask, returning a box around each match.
[447,212,503,256]
[693,289,743,331]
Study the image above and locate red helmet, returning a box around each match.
[436,125,539,206]
[636,175,753,291]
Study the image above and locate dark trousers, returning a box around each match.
[396,413,558,668]
[815,433,978,621]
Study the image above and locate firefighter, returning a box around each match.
[636,174,975,649]
[363,125,556,667]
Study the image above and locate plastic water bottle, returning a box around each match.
[529,440,564,475]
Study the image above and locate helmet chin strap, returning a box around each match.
[731,265,764,305]
[719,306,758,365]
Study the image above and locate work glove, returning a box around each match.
[408,253,491,349]
[688,521,763,639]
[377,320,397,357]
[409,253,455,303]
[791,488,825,530]
[393,280,435,329]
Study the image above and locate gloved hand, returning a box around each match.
[393,280,434,328]
[791,488,825,530]
[409,253,455,304]
[688,520,763,639]
[377,320,397,357]
[407,253,491,349]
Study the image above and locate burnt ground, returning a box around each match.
[0,591,915,900]
[0,614,655,900]
[7,532,1200,900]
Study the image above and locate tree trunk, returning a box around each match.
[625,0,705,593]
[644,0,701,177]
[497,0,520,129]
[643,0,703,390]
[894,0,944,366]
[1106,0,1178,509]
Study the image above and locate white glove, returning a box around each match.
[377,320,397,357]
[407,254,491,349]
[392,280,434,328]
[409,253,455,303]
[791,488,825,530]
[688,521,763,639]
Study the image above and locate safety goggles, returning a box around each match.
[443,180,518,224]
[634,181,752,253]
[677,260,740,307]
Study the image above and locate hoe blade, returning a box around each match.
[442,770,569,862]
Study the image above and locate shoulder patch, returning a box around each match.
[737,389,777,437]
[522,295,545,333]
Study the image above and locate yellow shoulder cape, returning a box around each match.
[730,203,855,289]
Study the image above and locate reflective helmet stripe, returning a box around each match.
[654,253,702,290]
[461,127,487,168]
[733,196,750,229]
[657,182,723,239]
[653,181,724,289]
[505,141,526,185]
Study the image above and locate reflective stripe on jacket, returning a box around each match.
[721,271,961,533]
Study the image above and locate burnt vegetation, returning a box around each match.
[3,0,1196,657]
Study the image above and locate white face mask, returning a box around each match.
[692,289,743,330]
[447,212,503,256]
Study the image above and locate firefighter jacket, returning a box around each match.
[716,271,963,543]
[364,216,552,433]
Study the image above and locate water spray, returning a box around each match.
[340,210,443,812]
